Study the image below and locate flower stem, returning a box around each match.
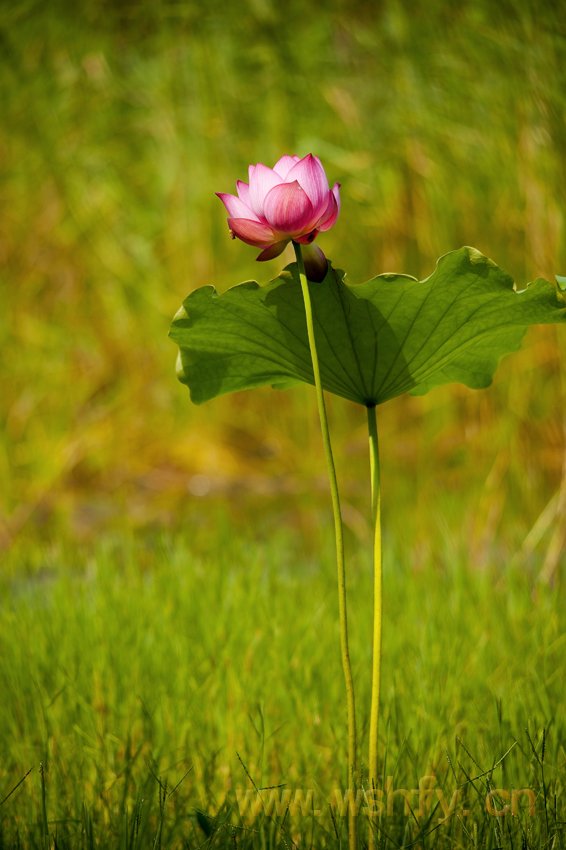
[293,241,358,850]
[366,403,382,849]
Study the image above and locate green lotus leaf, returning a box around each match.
[170,247,565,407]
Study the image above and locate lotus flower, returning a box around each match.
[217,154,340,262]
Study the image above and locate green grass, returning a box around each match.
[1,531,564,848]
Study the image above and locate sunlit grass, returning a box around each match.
[0,532,564,847]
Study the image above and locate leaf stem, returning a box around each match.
[366,403,382,849]
[293,241,358,850]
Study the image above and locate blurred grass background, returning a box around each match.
[1,0,565,567]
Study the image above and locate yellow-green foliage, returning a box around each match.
[1,0,565,561]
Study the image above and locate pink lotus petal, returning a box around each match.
[294,231,318,244]
[263,181,315,235]
[272,155,300,179]
[316,190,339,232]
[286,154,329,215]
[227,217,276,247]
[256,240,290,261]
[236,180,252,207]
[248,164,283,217]
[216,192,258,221]
[332,182,341,211]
